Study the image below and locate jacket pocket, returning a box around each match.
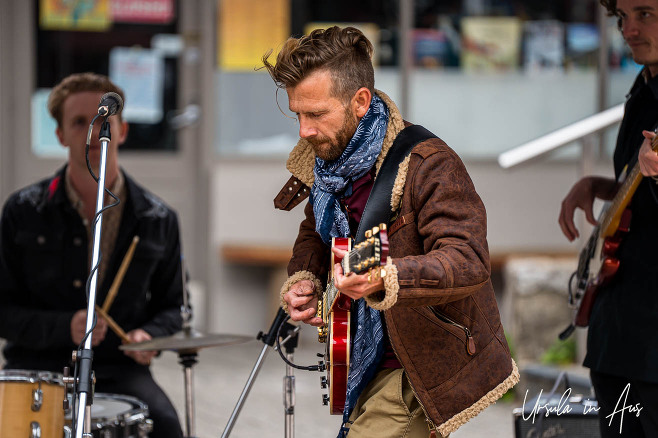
[426,306,476,356]
[14,231,64,300]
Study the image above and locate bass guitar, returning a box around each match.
[317,224,389,414]
[560,135,658,340]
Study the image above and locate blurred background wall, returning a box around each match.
[0,0,630,346]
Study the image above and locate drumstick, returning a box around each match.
[102,235,140,313]
[95,305,131,344]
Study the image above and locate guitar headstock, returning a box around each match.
[342,224,389,277]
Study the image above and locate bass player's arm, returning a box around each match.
[559,176,619,242]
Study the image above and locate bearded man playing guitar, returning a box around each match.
[264,26,518,438]
[559,1,658,437]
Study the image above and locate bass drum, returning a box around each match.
[64,393,153,438]
[0,369,65,438]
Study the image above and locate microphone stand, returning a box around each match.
[221,308,299,438]
[72,119,112,438]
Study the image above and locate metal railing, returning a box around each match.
[497,103,624,169]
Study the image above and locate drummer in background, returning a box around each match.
[0,72,184,438]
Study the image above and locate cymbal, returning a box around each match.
[119,329,252,353]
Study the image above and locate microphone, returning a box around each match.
[97,92,123,117]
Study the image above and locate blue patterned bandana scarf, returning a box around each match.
[308,95,388,437]
[310,94,389,245]
[339,300,386,436]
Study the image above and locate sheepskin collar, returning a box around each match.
[285,90,406,188]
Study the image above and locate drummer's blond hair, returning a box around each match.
[48,72,125,127]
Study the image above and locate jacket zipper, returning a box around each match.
[428,306,476,356]
[387,331,438,436]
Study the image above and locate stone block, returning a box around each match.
[502,256,577,364]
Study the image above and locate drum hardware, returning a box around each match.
[119,256,253,438]
[32,381,43,411]
[120,327,251,438]
[30,421,41,438]
[221,307,301,438]
[64,393,153,438]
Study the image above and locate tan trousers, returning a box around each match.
[346,368,447,438]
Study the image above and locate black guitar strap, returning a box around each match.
[354,124,437,244]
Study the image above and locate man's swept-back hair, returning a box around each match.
[262,26,375,101]
[48,72,125,127]
[600,0,617,15]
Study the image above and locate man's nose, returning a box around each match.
[299,117,317,138]
[623,19,639,38]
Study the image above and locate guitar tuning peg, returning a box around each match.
[372,226,380,235]
[380,223,387,230]
[365,230,372,238]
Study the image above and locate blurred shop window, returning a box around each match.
[215,0,640,160]
[34,0,179,155]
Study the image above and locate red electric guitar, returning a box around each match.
[561,134,658,339]
[317,224,389,414]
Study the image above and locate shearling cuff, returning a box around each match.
[365,258,399,310]
[279,270,324,314]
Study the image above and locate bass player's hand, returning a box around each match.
[283,280,323,327]
[639,130,658,177]
[558,176,617,242]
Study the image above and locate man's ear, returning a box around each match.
[117,119,129,145]
[352,87,372,118]
[55,126,67,148]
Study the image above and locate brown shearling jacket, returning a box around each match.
[274,90,519,436]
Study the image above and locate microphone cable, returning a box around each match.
[274,314,326,372]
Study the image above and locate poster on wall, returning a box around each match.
[523,20,565,72]
[109,47,164,124]
[111,0,174,24]
[31,89,67,158]
[40,0,111,31]
[461,16,522,72]
[218,0,290,71]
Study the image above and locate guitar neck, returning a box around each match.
[325,245,363,312]
[600,163,647,238]
[599,134,658,237]
[325,228,387,312]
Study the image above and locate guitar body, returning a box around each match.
[562,137,658,338]
[327,238,351,415]
[317,225,389,414]
[573,208,631,327]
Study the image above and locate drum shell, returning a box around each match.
[0,369,65,438]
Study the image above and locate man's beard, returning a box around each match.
[309,107,359,161]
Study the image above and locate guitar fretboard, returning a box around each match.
[600,134,658,237]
